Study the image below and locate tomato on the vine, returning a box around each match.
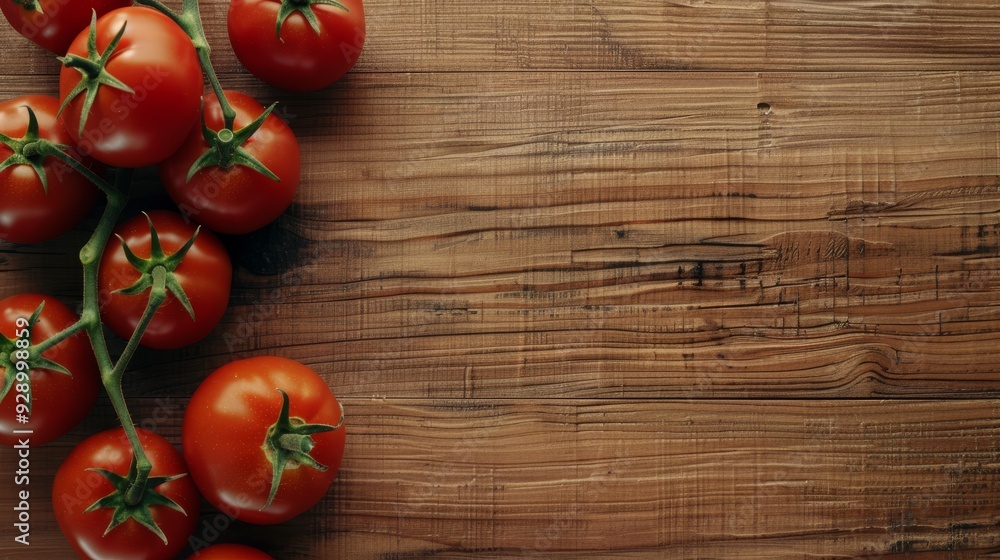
[159,90,301,235]
[53,428,200,560]
[0,95,99,245]
[188,544,276,559]
[58,6,203,168]
[99,210,232,350]
[0,0,131,54]
[183,356,346,524]
[0,294,99,446]
[228,0,365,92]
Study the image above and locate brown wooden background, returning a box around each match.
[4,0,1000,558]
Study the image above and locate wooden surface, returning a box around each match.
[4,0,1000,558]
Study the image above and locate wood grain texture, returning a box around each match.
[4,1,1000,74]
[2,0,1000,558]
[8,71,999,400]
[5,399,1000,558]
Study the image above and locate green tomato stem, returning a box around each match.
[278,433,316,453]
[60,55,104,80]
[261,390,341,509]
[195,48,237,130]
[135,0,237,129]
[31,0,226,520]
[75,168,157,505]
[37,141,121,199]
[79,169,131,373]
[134,0,283,183]
[28,156,169,503]
[110,267,167,381]
[27,317,89,357]
[110,267,168,506]
[43,0,226,514]
[12,0,42,14]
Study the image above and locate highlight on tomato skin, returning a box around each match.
[0,0,132,54]
[228,0,366,92]
[58,6,204,168]
[182,356,346,525]
[0,293,100,446]
[0,94,100,245]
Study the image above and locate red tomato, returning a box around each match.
[0,0,131,54]
[99,210,232,350]
[58,7,203,168]
[183,356,346,524]
[52,428,200,560]
[159,91,301,235]
[188,544,275,559]
[0,294,99,446]
[0,95,99,244]
[228,0,365,91]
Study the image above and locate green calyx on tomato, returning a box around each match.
[85,455,190,544]
[229,0,365,92]
[0,106,62,192]
[276,0,348,38]
[10,1,41,14]
[114,213,201,320]
[262,388,344,509]
[56,428,200,558]
[187,98,280,182]
[0,302,72,408]
[0,96,104,244]
[0,294,99,447]
[56,13,135,136]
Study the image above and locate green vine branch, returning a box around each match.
[134,0,237,128]
[13,0,253,531]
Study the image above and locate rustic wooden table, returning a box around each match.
[4,0,1000,558]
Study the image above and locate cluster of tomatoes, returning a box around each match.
[0,0,363,558]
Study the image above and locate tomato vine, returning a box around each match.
[1,0,361,555]
[9,0,241,540]
[48,0,243,515]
